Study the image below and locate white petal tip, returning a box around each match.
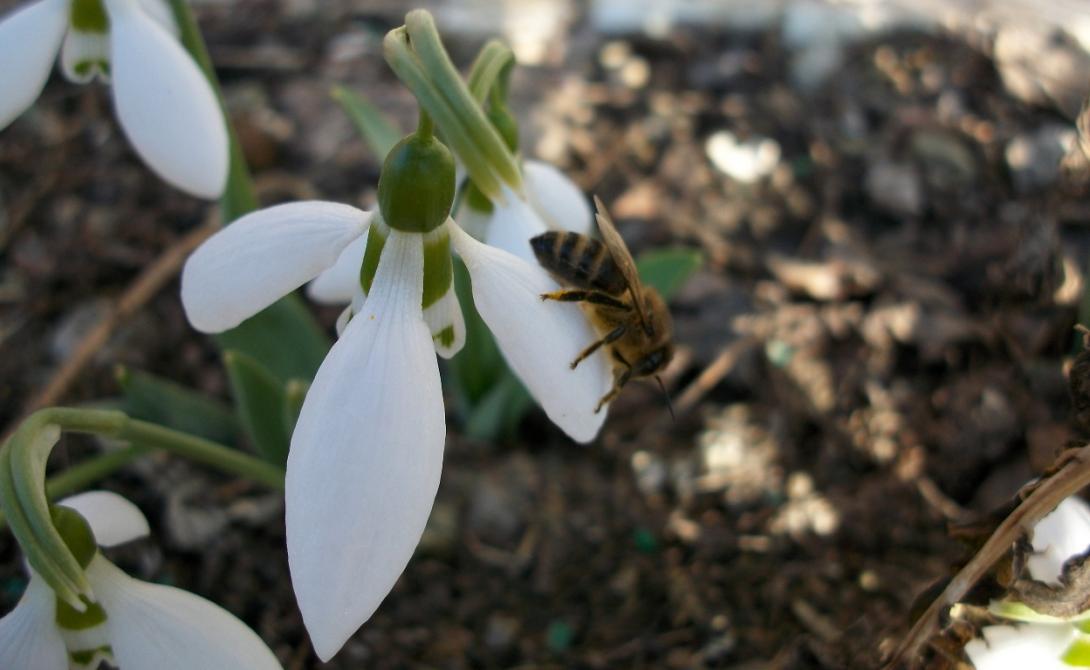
[59,490,150,547]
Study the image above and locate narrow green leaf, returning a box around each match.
[116,366,239,444]
[464,371,533,442]
[449,258,505,404]
[282,379,309,438]
[448,258,535,440]
[635,248,703,301]
[215,295,329,383]
[224,350,291,466]
[332,85,402,161]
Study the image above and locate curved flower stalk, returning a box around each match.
[0,0,228,198]
[965,497,1090,669]
[0,491,282,669]
[180,129,610,660]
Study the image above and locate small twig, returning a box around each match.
[916,476,973,524]
[672,337,757,416]
[13,220,215,424]
[883,442,1090,669]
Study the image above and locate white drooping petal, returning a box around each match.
[523,160,593,235]
[450,223,611,443]
[60,30,111,84]
[286,230,445,661]
[0,574,66,670]
[334,305,353,337]
[85,556,282,670]
[135,0,179,35]
[1028,497,1090,585]
[483,187,549,264]
[307,229,368,305]
[0,0,68,129]
[423,284,466,359]
[182,202,370,333]
[59,490,150,548]
[105,0,228,198]
[964,623,1077,670]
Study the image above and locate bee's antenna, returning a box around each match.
[655,375,675,422]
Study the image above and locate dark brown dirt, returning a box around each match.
[1,2,1088,668]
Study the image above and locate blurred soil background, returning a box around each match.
[2,0,1090,667]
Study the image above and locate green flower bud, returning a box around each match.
[71,0,109,32]
[378,133,456,233]
[50,505,97,569]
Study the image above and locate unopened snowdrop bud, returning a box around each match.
[378,130,456,234]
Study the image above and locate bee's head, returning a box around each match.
[636,343,673,377]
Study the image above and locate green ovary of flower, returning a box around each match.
[51,505,97,569]
[70,0,109,32]
[378,133,456,234]
[55,595,107,631]
[50,505,112,637]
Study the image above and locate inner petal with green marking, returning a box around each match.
[63,0,112,84]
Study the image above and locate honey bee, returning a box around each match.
[531,196,674,414]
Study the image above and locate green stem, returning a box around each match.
[417,109,435,141]
[0,446,147,531]
[166,0,257,222]
[466,39,515,104]
[116,419,284,489]
[46,446,148,499]
[385,27,502,199]
[405,10,523,192]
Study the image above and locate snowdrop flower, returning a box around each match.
[965,497,1090,669]
[0,491,281,669]
[0,0,228,198]
[181,131,609,659]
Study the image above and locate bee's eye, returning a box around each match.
[637,347,670,375]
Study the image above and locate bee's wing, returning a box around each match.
[593,196,650,331]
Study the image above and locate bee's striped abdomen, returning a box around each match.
[531,232,627,294]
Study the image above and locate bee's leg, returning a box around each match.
[594,351,632,413]
[570,324,627,370]
[540,290,630,311]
